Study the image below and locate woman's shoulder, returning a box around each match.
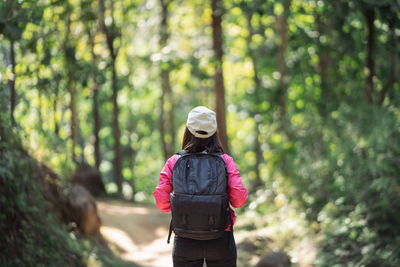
[165,154,179,169]
[220,153,235,164]
[220,154,240,174]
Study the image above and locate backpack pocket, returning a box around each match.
[170,193,228,240]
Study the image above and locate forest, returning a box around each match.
[1,0,399,266]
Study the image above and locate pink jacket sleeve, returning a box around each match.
[153,155,177,213]
[221,154,248,209]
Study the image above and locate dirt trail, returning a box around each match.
[97,199,316,267]
[97,200,172,267]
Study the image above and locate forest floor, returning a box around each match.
[97,199,172,267]
[97,199,317,267]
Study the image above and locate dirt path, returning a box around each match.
[97,200,172,267]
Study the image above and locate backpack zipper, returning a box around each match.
[186,159,192,193]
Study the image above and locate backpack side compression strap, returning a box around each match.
[167,219,173,243]
[167,151,184,243]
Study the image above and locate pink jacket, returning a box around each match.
[153,153,248,227]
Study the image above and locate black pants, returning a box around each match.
[172,231,237,267]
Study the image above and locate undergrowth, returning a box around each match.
[0,91,132,266]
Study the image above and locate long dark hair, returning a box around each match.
[182,127,224,153]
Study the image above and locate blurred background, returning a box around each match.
[0,0,399,266]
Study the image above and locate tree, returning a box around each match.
[99,0,123,194]
[365,7,375,104]
[84,2,102,170]
[63,5,80,164]
[277,0,291,121]
[314,7,330,115]
[242,0,265,190]
[376,5,399,106]
[159,0,175,160]
[211,0,229,153]
[9,38,16,126]
[0,0,40,125]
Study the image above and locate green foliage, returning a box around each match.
[0,88,129,266]
[0,0,42,41]
[0,106,132,267]
[1,0,399,265]
[312,104,400,266]
[264,101,400,265]
[0,86,84,266]
[0,106,84,266]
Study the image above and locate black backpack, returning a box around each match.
[167,151,231,243]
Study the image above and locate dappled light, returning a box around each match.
[98,201,152,216]
[1,0,399,266]
[98,200,172,266]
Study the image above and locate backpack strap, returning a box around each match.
[167,219,173,244]
[168,150,187,243]
[175,150,187,160]
[176,150,223,157]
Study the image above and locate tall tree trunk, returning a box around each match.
[365,8,375,104]
[126,119,137,202]
[111,57,123,194]
[159,0,175,160]
[315,11,329,115]
[53,80,59,136]
[277,0,291,120]
[68,70,78,163]
[88,25,102,170]
[9,39,16,126]
[378,21,398,106]
[127,172,136,202]
[100,0,123,194]
[211,0,229,153]
[245,9,263,191]
[159,82,168,157]
[93,80,101,170]
[167,87,175,154]
[38,88,43,130]
[276,0,291,174]
[64,13,79,164]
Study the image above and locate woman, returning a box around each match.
[153,106,248,267]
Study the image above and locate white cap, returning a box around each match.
[187,106,217,138]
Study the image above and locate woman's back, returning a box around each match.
[153,106,247,267]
